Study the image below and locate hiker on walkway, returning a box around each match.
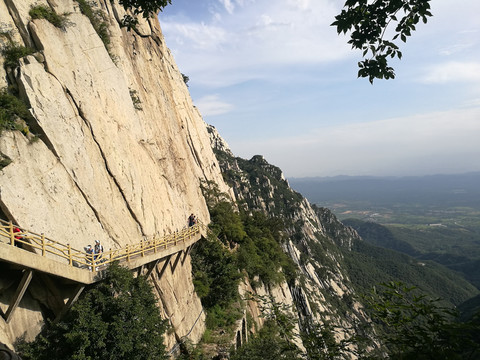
[13,226,23,248]
[85,244,93,270]
[94,240,104,266]
[188,213,196,227]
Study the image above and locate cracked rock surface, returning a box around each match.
[0,0,230,348]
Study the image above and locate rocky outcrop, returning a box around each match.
[0,0,228,349]
[208,129,372,354]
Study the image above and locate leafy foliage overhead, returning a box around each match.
[118,0,171,17]
[332,0,433,83]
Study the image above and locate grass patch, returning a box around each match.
[29,5,69,29]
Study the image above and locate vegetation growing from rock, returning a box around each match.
[29,5,69,29]
[129,89,142,110]
[0,88,33,135]
[0,153,12,168]
[117,0,171,31]
[230,319,302,360]
[74,0,110,53]
[300,282,480,359]
[188,179,299,356]
[199,180,296,289]
[18,263,169,360]
[182,73,189,87]
[230,295,302,360]
[0,42,35,68]
[363,282,480,359]
[192,230,241,311]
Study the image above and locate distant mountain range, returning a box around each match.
[288,172,480,206]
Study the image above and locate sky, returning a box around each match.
[158,0,480,178]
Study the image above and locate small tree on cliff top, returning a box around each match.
[18,263,169,360]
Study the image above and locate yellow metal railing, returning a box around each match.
[0,218,203,272]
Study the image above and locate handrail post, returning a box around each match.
[154,236,157,253]
[41,234,46,256]
[109,250,113,264]
[126,244,130,262]
[92,253,96,272]
[141,238,145,257]
[68,244,72,266]
[9,221,14,246]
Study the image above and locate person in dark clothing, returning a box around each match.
[188,214,196,227]
[94,240,104,265]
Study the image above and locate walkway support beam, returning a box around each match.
[157,255,172,281]
[145,259,160,279]
[171,252,183,274]
[4,269,33,323]
[54,284,85,323]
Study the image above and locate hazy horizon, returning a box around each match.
[287,170,480,180]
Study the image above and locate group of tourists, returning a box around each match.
[84,239,104,270]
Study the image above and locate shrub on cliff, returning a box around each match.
[230,319,302,360]
[192,231,241,310]
[74,0,110,50]
[230,295,302,360]
[18,263,168,360]
[300,282,480,359]
[0,43,35,69]
[0,88,33,134]
[29,5,69,29]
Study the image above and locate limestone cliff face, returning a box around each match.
[0,0,228,349]
[208,126,371,350]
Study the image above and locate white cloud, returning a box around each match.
[420,62,480,83]
[287,0,311,11]
[218,0,235,14]
[439,41,476,56]
[195,95,234,116]
[161,22,227,51]
[160,0,351,87]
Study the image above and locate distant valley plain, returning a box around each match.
[289,172,480,288]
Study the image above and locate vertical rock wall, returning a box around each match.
[0,0,227,348]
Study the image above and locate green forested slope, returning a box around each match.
[345,218,480,290]
[342,239,479,306]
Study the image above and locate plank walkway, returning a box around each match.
[0,219,205,323]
